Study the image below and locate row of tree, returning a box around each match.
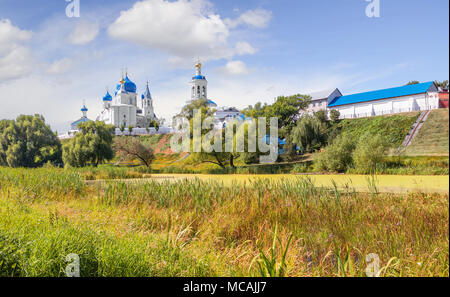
[0,115,155,168]
[173,95,341,168]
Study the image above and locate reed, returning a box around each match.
[0,167,448,277]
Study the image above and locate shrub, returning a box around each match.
[330,110,340,123]
[314,134,355,173]
[353,133,388,174]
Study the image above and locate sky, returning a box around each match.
[0,0,448,133]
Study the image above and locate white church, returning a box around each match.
[96,74,157,128]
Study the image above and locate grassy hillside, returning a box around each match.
[404,109,449,156]
[334,111,421,147]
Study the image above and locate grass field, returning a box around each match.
[0,167,448,277]
[405,109,449,156]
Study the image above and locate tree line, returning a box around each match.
[0,115,155,169]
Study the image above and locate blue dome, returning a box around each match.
[124,75,137,92]
[207,99,217,107]
[102,91,112,101]
[116,75,137,93]
[193,75,206,80]
[81,105,88,112]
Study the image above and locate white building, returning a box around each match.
[302,89,342,114]
[186,62,217,108]
[96,74,157,128]
[328,82,440,119]
[214,107,241,122]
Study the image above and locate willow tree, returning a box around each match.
[62,121,115,167]
[0,115,62,167]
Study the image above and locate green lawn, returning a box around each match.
[405,109,449,156]
[335,111,420,147]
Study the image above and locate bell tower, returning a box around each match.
[189,61,208,103]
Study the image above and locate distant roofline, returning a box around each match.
[328,81,436,107]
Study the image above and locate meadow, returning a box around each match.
[0,167,448,277]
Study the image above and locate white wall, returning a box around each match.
[330,92,440,119]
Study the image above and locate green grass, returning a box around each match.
[0,168,448,277]
[405,109,449,156]
[334,112,420,147]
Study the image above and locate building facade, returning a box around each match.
[327,82,440,119]
[97,74,157,128]
[302,89,342,114]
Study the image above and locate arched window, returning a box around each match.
[202,86,206,97]
[197,86,200,95]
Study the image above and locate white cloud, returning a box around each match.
[67,20,99,45]
[225,8,272,29]
[235,41,257,55]
[108,0,260,64]
[0,19,34,81]
[46,58,73,75]
[220,60,249,75]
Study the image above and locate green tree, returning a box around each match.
[175,99,238,169]
[291,115,326,154]
[62,121,115,167]
[314,110,328,124]
[128,125,133,135]
[353,133,388,173]
[244,94,311,162]
[329,110,340,123]
[0,115,62,168]
[114,137,154,167]
[150,120,160,131]
[406,80,420,85]
[246,94,311,137]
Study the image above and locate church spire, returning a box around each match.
[81,100,88,118]
[195,59,202,76]
[144,81,152,99]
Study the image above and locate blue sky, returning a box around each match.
[0,0,448,132]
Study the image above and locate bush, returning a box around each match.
[329,110,340,123]
[314,134,355,173]
[353,133,388,174]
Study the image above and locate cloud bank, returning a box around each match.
[0,19,34,81]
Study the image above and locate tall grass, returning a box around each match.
[0,168,448,276]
